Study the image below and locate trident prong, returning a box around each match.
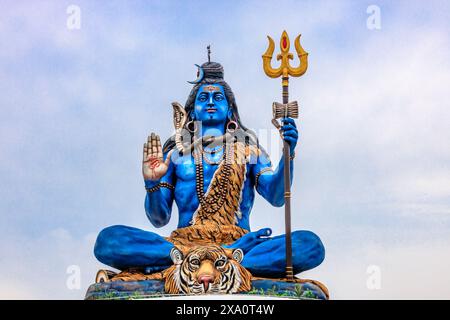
[262,30,308,82]
[262,36,282,78]
[290,34,308,76]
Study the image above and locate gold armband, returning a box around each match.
[255,167,274,188]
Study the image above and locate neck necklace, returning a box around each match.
[202,149,224,165]
[193,142,233,215]
[203,144,224,154]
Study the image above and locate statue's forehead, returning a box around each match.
[198,84,224,93]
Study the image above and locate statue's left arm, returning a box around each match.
[252,118,298,207]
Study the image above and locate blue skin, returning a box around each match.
[94,84,325,277]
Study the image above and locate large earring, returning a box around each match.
[226,120,238,133]
[186,120,197,133]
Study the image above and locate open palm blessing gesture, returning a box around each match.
[143,133,173,181]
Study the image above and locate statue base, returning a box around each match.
[85,272,329,300]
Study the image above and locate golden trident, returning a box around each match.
[263,30,308,103]
[262,30,308,281]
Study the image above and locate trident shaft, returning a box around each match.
[262,30,308,281]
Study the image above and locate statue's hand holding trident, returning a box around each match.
[262,30,308,281]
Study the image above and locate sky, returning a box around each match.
[0,0,449,299]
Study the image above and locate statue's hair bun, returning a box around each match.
[200,62,224,80]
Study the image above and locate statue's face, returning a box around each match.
[193,84,230,125]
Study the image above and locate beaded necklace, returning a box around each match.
[203,144,224,154]
[202,150,223,165]
[193,142,233,215]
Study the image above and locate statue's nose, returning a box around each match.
[198,274,214,292]
[207,95,214,106]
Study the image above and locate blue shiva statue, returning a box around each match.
[94,61,325,279]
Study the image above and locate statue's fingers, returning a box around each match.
[143,143,148,161]
[256,228,272,238]
[282,117,296,127]
[164,149,175,167]
[282,130,298,138]
[281,124,297,132]
[148,133,154,155]
[147,134,153,156]
[152,134,158,155]
[156,135,163,159]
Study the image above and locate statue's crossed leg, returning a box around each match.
[94,225,325,278]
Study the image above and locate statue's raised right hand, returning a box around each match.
[143,133,173,181]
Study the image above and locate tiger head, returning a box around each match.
[164,245,252,295]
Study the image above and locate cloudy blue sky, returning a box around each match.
[0,0,449,299]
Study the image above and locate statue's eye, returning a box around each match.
[198,93,208,102]
[215,259,226,267]
[190,258,200,266]
[214,93,224,101]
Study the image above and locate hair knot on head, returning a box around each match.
[201,62,224,81]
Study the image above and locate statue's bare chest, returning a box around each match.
[175,157,220,185]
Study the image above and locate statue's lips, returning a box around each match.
[206,108,217,113]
